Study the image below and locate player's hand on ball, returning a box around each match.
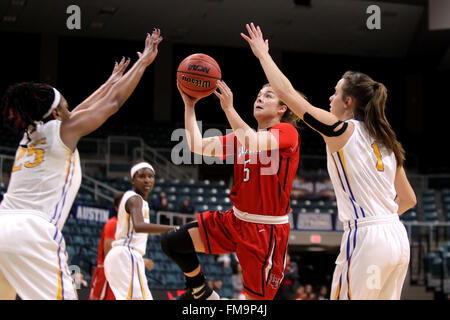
[214,80,233,111]
[177,80,201,108]
[137,28,163,66]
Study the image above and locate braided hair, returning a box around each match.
[1,82,57,133]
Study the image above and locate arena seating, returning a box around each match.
[424,241,450,297]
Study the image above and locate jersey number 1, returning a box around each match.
[371,142,384,172]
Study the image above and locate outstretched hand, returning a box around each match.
[137,28,163,66]
[213,80,233,111]
[240,22,269,59]
[107,56,131,85]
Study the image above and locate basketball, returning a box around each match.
[176,53,221,98]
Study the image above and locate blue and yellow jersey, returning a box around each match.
[0,120,81,230]
[327,119,398,222]
[112,190,150,256]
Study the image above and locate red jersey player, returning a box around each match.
[88,192,122,300]
[160,80,301,300]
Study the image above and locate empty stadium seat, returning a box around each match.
[423,203,437,212]
[400,210,418,222]
[424,211,439,222]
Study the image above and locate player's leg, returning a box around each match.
[160,221,218,299]
[135,254,153,300]
[378,222,410,300]
[329,228,358,300]
[377,262,409,299]
[161,210,239,300]
[88,266,108,300]
[238,223,290,300]
[330,263,345,300]
[344,221,409,300]
[0,215,77,300]
[104,246,150,300]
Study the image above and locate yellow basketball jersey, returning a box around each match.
[327,120,398,222]
[0,120,81,230]
[112,190,150,255]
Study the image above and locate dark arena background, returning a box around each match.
[1,0,450,306]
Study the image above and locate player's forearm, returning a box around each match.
[223,106,277,152]
[184,106,204,154]
[394,166,417,215]
[258,53,308,117]
[223,106,258,150]
[134,222,176,234]
[71,81,112,114]
[396,197,415,215]
[108,58,148,109]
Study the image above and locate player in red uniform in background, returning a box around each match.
[160,80,301,300]
[88,192,123,300]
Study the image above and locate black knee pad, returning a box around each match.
[160,221,198,254]
[160,221,200,273]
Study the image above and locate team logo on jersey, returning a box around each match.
[267,274,282,289]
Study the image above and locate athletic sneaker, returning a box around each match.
[175,284,220,300]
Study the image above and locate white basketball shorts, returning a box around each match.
[104,245,152,300]
[0,212,77,300]
[330,214,410,300]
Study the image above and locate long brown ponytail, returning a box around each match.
[342,71,405,167]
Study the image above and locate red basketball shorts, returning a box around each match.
[88,266,116,300]
[197,208,290,300]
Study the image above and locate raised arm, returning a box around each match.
[71,57,131,114]
[240,23,325,120]
[241,23,352,152]
[126,196,176,234]
[214,80,278,152]
[178,81,224,157]
[60,29,163,151]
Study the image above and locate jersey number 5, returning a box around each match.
[243,159,251,182]
[371,142,384,172]
[12,138,46,172]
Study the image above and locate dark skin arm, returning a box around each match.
[125,196,176,233]
[60,30,163,151]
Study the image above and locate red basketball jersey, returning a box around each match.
[97,216,117,266]
[220,123,300,216]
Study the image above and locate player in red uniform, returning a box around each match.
[88,192,123,300]
[161,80,301,300]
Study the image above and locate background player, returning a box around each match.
[160,80,301,300]
[241,22,416,299]
[88,192,123,300]
[0,30,163,300]
[104,162,175,300]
